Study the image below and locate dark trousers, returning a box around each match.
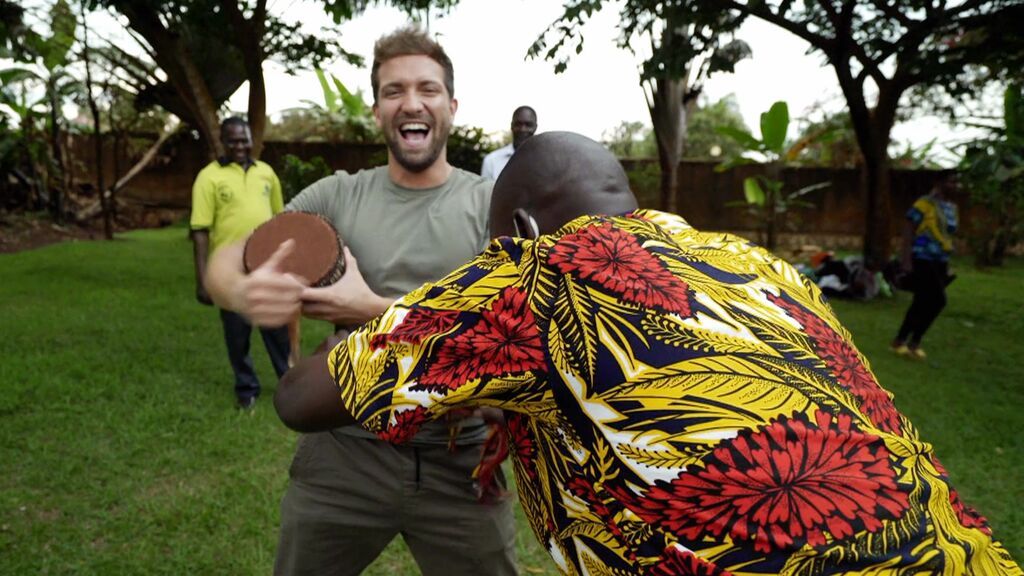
[219,309,290,401]
[896,258,948,347]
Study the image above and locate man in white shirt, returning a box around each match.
[480,105,537,180]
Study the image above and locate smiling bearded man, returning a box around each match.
[204,26,517,576]
[374,53,455,173]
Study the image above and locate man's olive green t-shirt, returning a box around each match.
[287,166,492,444]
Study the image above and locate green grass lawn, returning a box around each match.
[1,226,1021,574]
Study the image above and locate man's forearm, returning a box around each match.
[191,230,209,290]
[205,240,248,311]
[357,293,398,325]
[275,350,356,432]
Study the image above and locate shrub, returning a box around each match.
[279,154,332,203]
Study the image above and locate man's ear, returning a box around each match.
[450,97,459,117]
[372,103,381,129]
[512,208,539,240]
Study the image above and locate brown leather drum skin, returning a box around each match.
[243,212,345,287]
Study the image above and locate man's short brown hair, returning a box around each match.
[371,26,454,103]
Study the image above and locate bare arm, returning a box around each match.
[274,350,355,432]
[206,238,308,327]
[190,229,213,306]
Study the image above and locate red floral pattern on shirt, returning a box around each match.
[548,221,692,315]
[418,286,546,391]
[769,293,903,434]
[371,308,459,350]
[612,411,909,553]
[331,211,1013,576]
[376,405,430,444]
[648,546,733,576]
[508,413,538,480]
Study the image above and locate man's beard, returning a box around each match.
[385,116,451,173]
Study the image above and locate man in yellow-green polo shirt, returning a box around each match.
[190,116,289,410]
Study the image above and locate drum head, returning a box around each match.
[243,212,345,287]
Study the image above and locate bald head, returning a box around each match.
[490,132,638,239]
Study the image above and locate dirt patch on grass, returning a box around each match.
[0,214,99,254]
[0,207,186,254]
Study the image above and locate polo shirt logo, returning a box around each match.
[218,185,234,203]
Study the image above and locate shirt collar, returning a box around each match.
[218,156,254,169]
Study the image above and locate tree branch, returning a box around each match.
[719,0,834,52]
[827,0,888,90]
[869,0,914,29]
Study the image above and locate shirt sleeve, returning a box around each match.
[906,198,926,225]
[327,237,550,442]
[286,171,345,215]
[480,153,495,180]
[190,167,215,230]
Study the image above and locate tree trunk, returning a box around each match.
[860,147,892,268]
[111,131,121,221]
[80,6,111,240]
[247,66,267,158]
[221,0,267,157]
[119,5,224,159]
[176,46,223,160]
[47,79,66,224]
[657,150,680,214]
[647,76,685,213]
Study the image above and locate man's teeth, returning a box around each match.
[400,122,429,133]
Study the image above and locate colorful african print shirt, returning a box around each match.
[908,195,958,262]
[328,210,1020,576]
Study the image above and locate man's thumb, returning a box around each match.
[261,239,295,273]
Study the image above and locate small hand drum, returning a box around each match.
[243,211,345,287]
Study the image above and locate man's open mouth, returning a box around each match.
[399,122,430,145]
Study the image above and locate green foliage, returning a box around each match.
[624,161,661,208]
[0,0,35,61]
[0,0,75,66]
[891,139,943,170]
[604,95,751,160]
[958,83,1024,266]
[80,0,369,149]
[793,108,944,169]
[603,121,656,158]
[717,101,828,249]
[279,154,333,204]
[319,0,461,24]
[684,94,749,159]
[266,71,379,143]
[528,0,750,212]
[0,115,31,208]
[700,0,1024,262]
[528,1,745,82]
[311,69,378,141]
[0,0,82,214]
[790,109,861,167]
[36,0,75,70]
[446,125,498,175]
[759,101,788,153]
[1,234,1021,572]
